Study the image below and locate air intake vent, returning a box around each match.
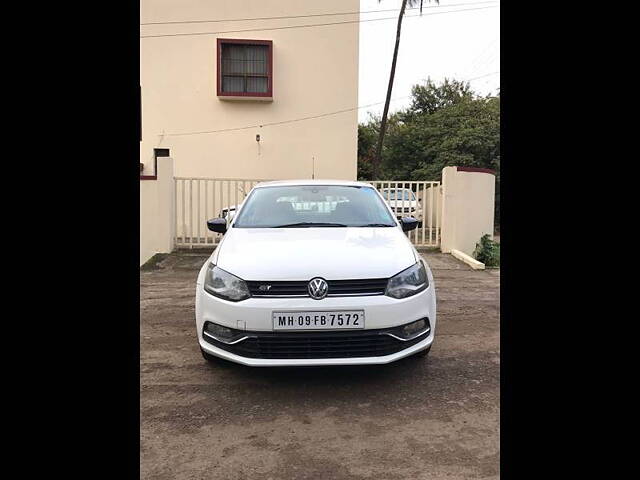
[203,327,427,359]
[246,278,388,297]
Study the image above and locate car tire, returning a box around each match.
[201,347,223,364]
[413,345,431,358]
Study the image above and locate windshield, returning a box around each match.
[382,189,416,201]
[233,185,397,228]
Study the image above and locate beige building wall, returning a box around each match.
[140,180,160,265]
[440,167,496,256]
[140,157,175,266]
[417,184,442,234]
[140,0,359,180]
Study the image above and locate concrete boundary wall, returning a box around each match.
[451,249,486,270]
[139,164,495,263]
[440,166,496,256]
[140,157,175,266]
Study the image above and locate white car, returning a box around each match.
[219,205,239,225]
[381,188,423,223]
[195,180,436,367]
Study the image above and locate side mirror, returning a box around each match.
[207,218,227,234]
[400,217,418,232]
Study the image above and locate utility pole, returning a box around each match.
[373,0,409,179]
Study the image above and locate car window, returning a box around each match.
[382,189,415,201]
[233,185,397,228]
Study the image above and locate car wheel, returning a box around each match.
[201,347,223,364]
[413,345,431,358]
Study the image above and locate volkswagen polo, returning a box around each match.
[195,180,436,367]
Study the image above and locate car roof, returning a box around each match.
[253,179,374,189]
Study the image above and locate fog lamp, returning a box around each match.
[398,318,430,340]
[204,322,240,343]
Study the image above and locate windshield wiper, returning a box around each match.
[357,223,396,227]
[274,222,347,228]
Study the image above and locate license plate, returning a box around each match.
[272,311,365,330]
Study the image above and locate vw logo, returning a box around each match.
[308,278,328,300]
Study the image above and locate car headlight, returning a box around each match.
[386,261,429,299]
[203,264,250,301]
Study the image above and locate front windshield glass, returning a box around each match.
[382,189,416,201]
[233,185,397,228]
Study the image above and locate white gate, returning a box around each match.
[175,178,441,248]
[175,178,269,247]
[370,181,441,247]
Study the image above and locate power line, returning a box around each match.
[466,71,500,82]
[464,37,499,78]
[362,71,500,108]
[363,71,500,110]
[141,1,498,26]
[161,72,499,137]
[164,103,386,137]
[466,47,499,80]
[141,5,499,39]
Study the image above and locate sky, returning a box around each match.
[358,0,500,122]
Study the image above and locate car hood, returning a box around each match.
[215,227,417,280]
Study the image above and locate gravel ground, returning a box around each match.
[140,252,500,479]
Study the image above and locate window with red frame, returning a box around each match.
[217,39,272,97]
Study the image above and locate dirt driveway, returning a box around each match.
[140,252,500,480]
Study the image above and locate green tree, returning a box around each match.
[357,120,378,180]
[404,78,473,117]
[359,79,500,226]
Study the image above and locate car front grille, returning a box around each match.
[203,324,428,359]
[246,278,389,297]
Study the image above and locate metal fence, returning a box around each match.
[175,178,441,248]
[175,178,268,247]
[369,181,441,247]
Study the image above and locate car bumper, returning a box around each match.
[199,333,433,367]
[195,285,436,366]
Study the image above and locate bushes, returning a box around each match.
[473,234,500,267]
